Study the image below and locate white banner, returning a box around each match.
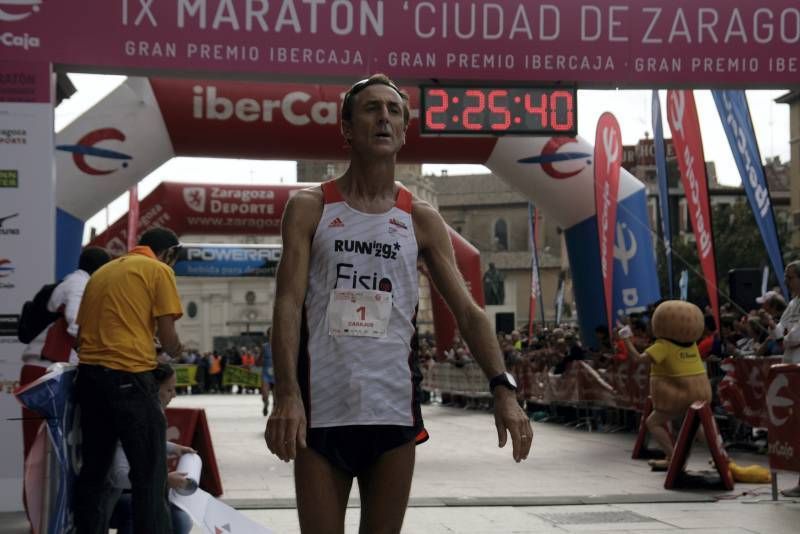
[171,489,274,534]
[0,61,55,512]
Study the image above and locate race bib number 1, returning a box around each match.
[327,289,392,338]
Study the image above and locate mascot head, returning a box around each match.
[651,300,705,344]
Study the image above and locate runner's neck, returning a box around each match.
[338,162,397,212]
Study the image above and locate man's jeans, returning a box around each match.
[74,364,171,534]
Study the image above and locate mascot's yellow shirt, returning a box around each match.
[77,246,183,373]
[645,339,706,378]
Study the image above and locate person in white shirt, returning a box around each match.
[771,261,800,498]
[19,247,110,461]
[21,246,111,367]
[771,262,800,364]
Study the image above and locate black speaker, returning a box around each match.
[495,312,515,334]
[728,268,762,312]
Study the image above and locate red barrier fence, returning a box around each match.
[718,357,782,428]
[767,364,800,474]
[165,408,224,497]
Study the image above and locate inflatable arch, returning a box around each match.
[56,78,660,344]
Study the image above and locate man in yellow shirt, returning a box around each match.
[74,227,184,534]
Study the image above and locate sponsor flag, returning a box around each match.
[712,90,787,299]
[593,113,623,335]
[527,203,545,339]
[667,90,720,329]
[127,184,139,251]
[555,273,565,325]
[652,90,674,298]
[679,270,689,301]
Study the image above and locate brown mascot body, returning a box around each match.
[648,301,712,416]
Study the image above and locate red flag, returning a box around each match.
[667,90,720,328]
[594,112,623,335]
[126,184,139,251]
[528,204,542,340]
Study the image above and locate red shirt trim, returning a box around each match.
[322,180,414,213]
[396,186,413,214]
[322,180,344,204]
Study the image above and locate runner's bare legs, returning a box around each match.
[295,447,353,534]
[357,441,415,534]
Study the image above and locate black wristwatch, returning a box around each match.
[489,371,518,393]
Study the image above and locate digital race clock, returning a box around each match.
[420,86,577,136]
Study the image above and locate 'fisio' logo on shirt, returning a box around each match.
[335,263,392,292]
[334,239,400,260]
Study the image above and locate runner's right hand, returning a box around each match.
[265,393,307,462]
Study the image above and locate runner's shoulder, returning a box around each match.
[410,196,439,222]
[411,197,447,248]
[288,186,324,209]
[284,186,324,234]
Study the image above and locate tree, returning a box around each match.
[656,199,789,309]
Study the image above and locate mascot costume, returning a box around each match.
[621,301,711,470]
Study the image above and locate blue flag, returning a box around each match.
[16,365,79,534]
[713,90,787,298]
[652,90,674,298]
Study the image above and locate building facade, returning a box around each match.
[171,141,792,350]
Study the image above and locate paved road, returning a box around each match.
[4,393,796,533]
[169,393,798,533]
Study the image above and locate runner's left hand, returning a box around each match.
[493,388,533,462]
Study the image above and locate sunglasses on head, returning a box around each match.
[344,78,403,107]
[165,244,183,264]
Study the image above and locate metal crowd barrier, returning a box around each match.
[422,357,785,438]
[423,363,491,399]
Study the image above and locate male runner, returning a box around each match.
[265,74,532,534]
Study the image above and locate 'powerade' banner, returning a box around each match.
[594,112,623,336]
[173,245,281,277]
[652,90,674,298]
[667,90,719,329]
[713,90,787,298]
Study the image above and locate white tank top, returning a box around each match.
[301,180,420,428]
